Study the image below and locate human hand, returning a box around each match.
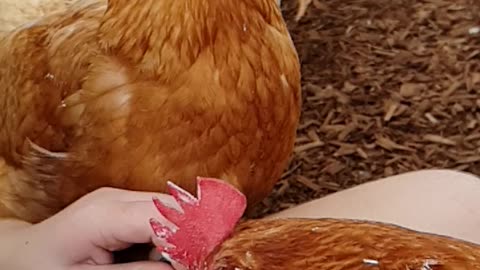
[0,188,175,270]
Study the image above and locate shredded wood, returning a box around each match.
[250,0,480,218]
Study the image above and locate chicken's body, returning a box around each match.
[211,218,480,269]
[0,0,75,34]
[0,0,301,223]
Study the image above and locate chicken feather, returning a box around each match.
[0,0,76,34]
[212,218,480,270]
[0,0,301,222]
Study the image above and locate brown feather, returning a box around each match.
[0,0,301,222]
[210,219,480,270]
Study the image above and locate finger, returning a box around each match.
[74,261,173,270]
[90,200,172,250]
[43,201,158,262]
[86,188,176,204]
[89,247,113,265]
[46,198,173,262]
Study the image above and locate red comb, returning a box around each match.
[149,177,247,269]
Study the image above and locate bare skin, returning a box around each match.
[0,188,175,270]
[269,169,480,244]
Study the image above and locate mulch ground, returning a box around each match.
[251,0,480,218]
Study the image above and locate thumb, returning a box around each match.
[76,261,174,270]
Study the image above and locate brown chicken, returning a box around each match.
[0,0,301,223]
[0,0,75,34]
[150,177,480,270]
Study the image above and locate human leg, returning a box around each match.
[269,169,480,244]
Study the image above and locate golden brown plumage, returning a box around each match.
[0,0,76,34]
[0,0,301,223]
[209,218,480,269]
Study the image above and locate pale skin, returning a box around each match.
[0,188,176,270]
[1,169,479,269]
[269,169,480,244]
